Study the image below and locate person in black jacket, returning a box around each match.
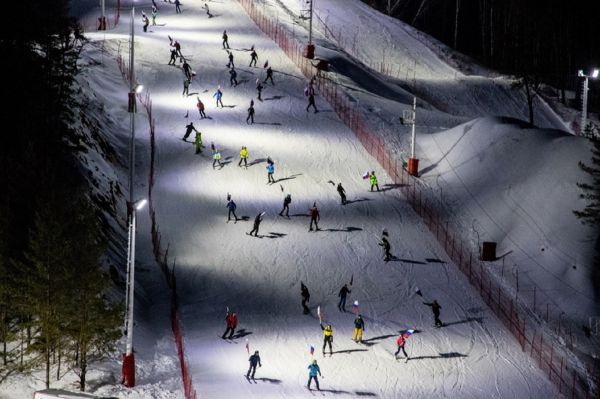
[301,282,310,314]
[248,212,264,236]
[246,100,255,124]
[424,300,443,327]
[337,183,347,205]
[246,350,262,379]
[263,66,274,85]
[338,284,351,312]
[279,194,291,217]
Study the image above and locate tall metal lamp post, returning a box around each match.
[304,0,315,59]
[401,97,419,176]
[579,68,599,134]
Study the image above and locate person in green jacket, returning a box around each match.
[194,131,202,154]
[369,171,380,192]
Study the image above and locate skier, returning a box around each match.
[212,149,222,169]
[182,122,197,141]
[174,0,181,13]
[182,78,190,97]
[353,314,365,343]
[182,60,192,80]
[204,3,212,18]
[306,92,318,113]
[196,97,206,119]
[168,48,178,65]
[338,284,351,312]
[246,101,255,124]
[256,80,264,101]
[142,13,149,32]
[221,311,238,339]
[369,171,380,191]
[227,51,234,68]
[337,182,347,205]
[222,30,230,49]
[279,193,291,217]
[308,202,320,231]
[246,350,262,379]
[194,131,202,154]
[238,146,248,168]
[378,230,392,262]
[266,161,275,184]
[249,49,258,67]
[263,66,274,85]
[307,359,322,391]
[423,299,443,328]
[248,212,264,236]
[172,40,182,59]
[226,199,238,222]
[394,331,410,361]
[213,87,224,108]
[320,323,333,355]
[151,5,157,25]
[229,68,238,87]
[301,282,310,314]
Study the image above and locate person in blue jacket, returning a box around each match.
[226,199,238,222]
[213,87,223,108]
[307,359,321,390]
[266,160,275,184]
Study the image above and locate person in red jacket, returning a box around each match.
[222,311,238,339]
[394,332,410,361]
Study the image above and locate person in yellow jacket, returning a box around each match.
[320,323,333,355]
[238,146,248,168]
[369,171,380,192]
[194,131,202,154]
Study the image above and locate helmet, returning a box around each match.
[312,360,317,365]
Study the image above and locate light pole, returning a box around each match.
[303,0,315,59]
[122,198,146,388]
[401,97,419,176]
[578,68,599,134]
[99,0,106,30]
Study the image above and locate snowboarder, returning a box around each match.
[301,282,310,314]
[182,60,192,80]
[221,311,238,339]
[379,230,392,262]
[151,6,157,25]
[394,331,412,361]
[369,171,380,191]
[353,314,365,343]
[306,92,318,113]
[263,66,274,85]
[182,78,191,97]
[238,146,248,168]
[182,122,197,141]
[337,182,347,205]
[174,0,181,13]
[249,49,258,67]
[212,149,222,169]
[246,101,255,124]
[279,193,291,217]
[227,51,234,68]
[246,350,262,379]
[320,323,333,355]
[248,212,264,236]
[338,284,351,312]
[204,3,212,18]
[423,300,443,328]
[222,30,230,49]
[213,87,224,108]
[226,199,238,222]
[171,40,182,59]
[307,360,322,390]
[229,68,238,87]
[266,161,275,184]
[194,131,202,154]
[168,48,178,65]
[308,202,320,231]
[196,97,206,119]
[142,13,149,32]
[256,80,264,101]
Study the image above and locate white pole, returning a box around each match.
[308,0,313,45]
[125,209,137,356]
[410,96,417,159]
[582,76,589,134]
[124,213,132,333]
[101,0,105,23]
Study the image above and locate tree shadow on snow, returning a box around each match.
[408,352,467,361]
[254,377,282,384]
[443,317,483,327]
[323,226,363,232]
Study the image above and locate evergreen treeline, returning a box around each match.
[0,0,122,392]
[362,0,600,115]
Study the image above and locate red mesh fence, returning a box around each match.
[237,0,598,397]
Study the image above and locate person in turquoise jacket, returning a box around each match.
[266,162,275,184]
[307,359,321,390]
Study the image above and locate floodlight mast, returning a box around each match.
[579,68,599,134]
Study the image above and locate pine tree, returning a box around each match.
[575,128,600,226]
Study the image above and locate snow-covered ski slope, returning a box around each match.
[76,0,565,397]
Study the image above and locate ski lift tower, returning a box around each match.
[303,0,315,59]
[401,97,419,176]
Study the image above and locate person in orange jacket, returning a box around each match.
[222,311,238,339]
